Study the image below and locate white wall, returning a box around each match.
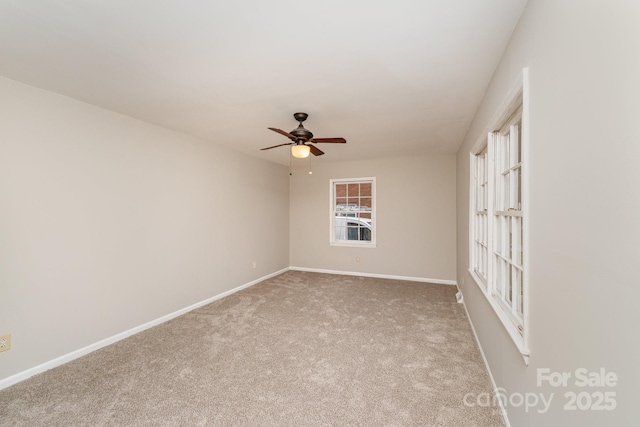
[456,1,640,425]
[290,155,456,282]
[0,76,290,381]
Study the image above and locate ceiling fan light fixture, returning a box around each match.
[291,144,310,158]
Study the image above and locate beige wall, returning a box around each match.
[290,155,456,281]
[0,76,290,381]
[456,1,640,425]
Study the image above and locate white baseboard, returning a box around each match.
[0,268,289,391]
[289,266,457,285]
[456,285,511,427]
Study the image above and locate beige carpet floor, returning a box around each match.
[0,271,503,426]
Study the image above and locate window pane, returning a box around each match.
[517,166,522,210]
[482,247,488,278]
[518,269,524,316]
[494,257,502,296]
[513,217,521,265]
[495,216,500,255]
[510,124,519,167]
[347,226,359,240]
[517,123,522,164]
[508,217,513,261]
[360,183,372,196]
[483,215,487,244]
[510,170,517,210]
[501,136,509,172]
[502,173,509,211]
[336,184,347,198]
[507,264,514,305]
[347,183,359,197]
[520,220,524,267]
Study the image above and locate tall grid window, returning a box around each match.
[473,147,489,283]
[330,178,376,247]
[469,71,527,359]
[493,109,524,330]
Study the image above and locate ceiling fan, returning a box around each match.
[262,112,346,158]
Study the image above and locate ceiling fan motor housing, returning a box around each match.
[290,113,314,142]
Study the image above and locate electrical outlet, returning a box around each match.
[252,261,257,269]
[0,334,11,352]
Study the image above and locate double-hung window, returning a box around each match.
[330,178,376,247]
[473,147,489,283]
[470,69,528,360]
[492,109,524,328]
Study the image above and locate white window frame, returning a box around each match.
[472,146,489,286]
[469,69,530,363]
[329,177,376,248]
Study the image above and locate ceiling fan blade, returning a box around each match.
[268,127,296,141]
[260,142,293,151]
[309,145,325,156]
[310,137,346,144]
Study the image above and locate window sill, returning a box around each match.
[330,241,377,249]
[468,269,530,365]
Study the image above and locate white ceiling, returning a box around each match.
[0,0,527,165]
